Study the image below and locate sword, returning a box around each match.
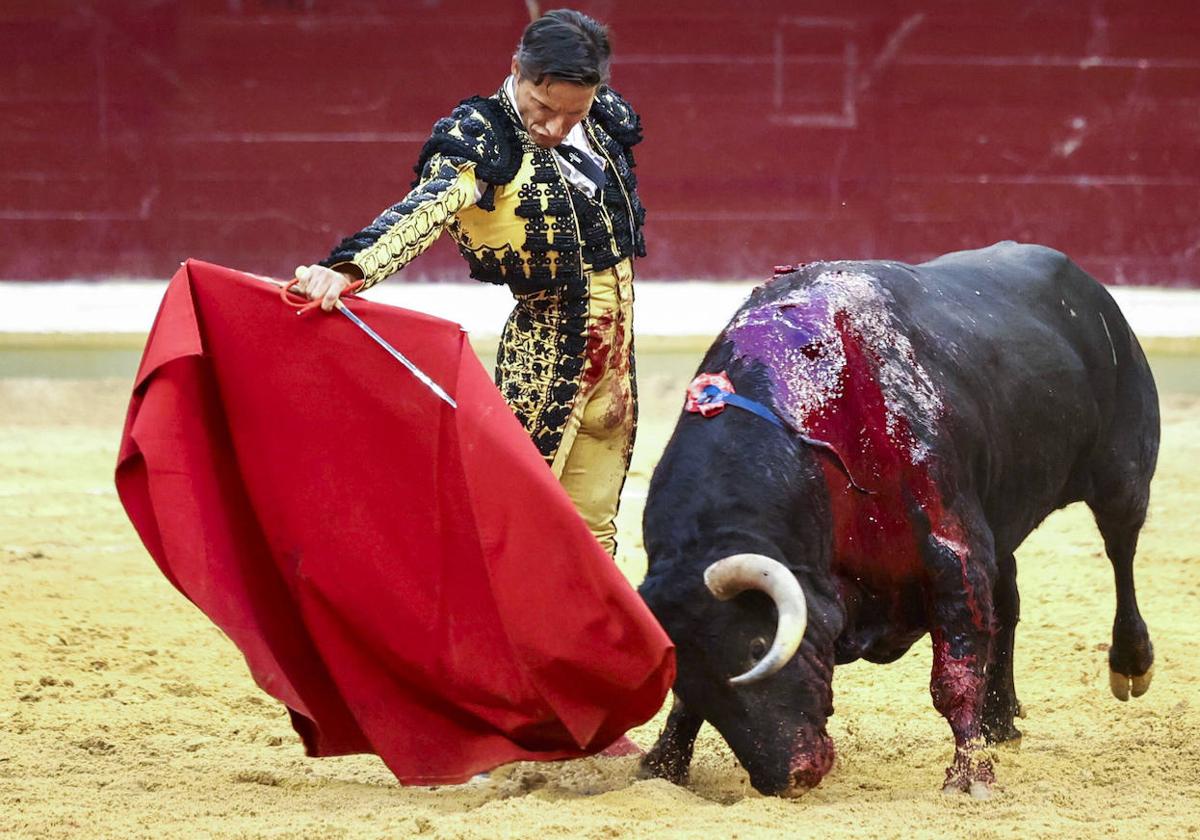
[282,270,457,409]
[333,300,457,409]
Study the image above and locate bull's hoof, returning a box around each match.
[981,719,1023,746]
[942,780,992,800]
[1109,665,1154,701]
[637,752,689,786]
[942,750,995,800]
[969,780,991,799]
[981,694,1024,745]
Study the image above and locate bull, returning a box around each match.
[636,242,1159,798]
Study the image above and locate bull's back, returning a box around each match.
[866,242,1156,552]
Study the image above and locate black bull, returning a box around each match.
[637,242,1159,798]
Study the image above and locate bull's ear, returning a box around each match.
[637,570,705,631]
[636,571,662,600]
[636,571,672,613]
[638,569,687,603]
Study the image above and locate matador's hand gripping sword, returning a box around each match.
[280,274,457,409]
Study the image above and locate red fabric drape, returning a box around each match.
[115,260,674,785]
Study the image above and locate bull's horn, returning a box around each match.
[703,553,808,686]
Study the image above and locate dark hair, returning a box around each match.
[515,9,611,87]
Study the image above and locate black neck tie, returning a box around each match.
[556,143,607,193]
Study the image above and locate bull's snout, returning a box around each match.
[780,729,836,797]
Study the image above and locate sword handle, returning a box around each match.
[280,276,363,315]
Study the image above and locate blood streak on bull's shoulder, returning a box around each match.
[726,270,964,589]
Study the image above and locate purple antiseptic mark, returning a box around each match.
[726,270,943,466]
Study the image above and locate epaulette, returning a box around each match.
[413,96,523,188]
[589,86,643,148]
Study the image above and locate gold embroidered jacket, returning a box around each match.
[320,87,646,294]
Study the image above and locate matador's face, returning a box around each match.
[511,58,597,149]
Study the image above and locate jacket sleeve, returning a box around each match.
[319,154,478,290]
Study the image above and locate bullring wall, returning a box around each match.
[2,0,1197,285]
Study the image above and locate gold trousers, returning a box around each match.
[496,259,636,557]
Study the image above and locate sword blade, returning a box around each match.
[335,302,457,409]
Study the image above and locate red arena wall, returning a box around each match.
[2,0,1197,285]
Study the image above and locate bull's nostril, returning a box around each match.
[782,789,809,799]
[782,771,818,798]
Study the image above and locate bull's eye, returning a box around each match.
[748,637,769,662]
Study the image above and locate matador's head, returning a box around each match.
[510,9,611,148]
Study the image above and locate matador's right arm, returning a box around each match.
[319,153,478,290]
[318,96,523,290]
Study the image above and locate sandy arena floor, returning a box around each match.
[1,350,1198,839]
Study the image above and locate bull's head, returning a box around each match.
[640,551,838,796]
[640,348,841,795]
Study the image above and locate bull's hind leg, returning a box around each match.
[1089,498,1154,700]
[638,695,703,785]
[981,552,1023,744]
[1086,348,1158,700]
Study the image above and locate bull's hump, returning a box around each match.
[726,268,944,468]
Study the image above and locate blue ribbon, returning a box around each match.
[698,384,785,429]
[694,384,874,495]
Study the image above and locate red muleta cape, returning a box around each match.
[115,260,674,784]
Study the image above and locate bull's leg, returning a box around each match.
[981,551,1022,744]
[1089,500,1154,700]
[638,695,703,785]
[924,528,997,799]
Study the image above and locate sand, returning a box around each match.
[1,357,1198,839]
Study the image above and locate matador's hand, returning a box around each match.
[293,264,356,312]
